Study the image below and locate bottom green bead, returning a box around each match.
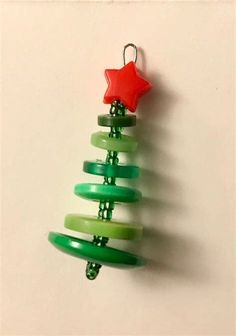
[48,232,144,268]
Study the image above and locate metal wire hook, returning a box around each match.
[123,43,138,65]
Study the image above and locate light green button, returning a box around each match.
[65,214,143,240]
[74,183,142,203]
[48,232,144,268]
[91,132,138,152]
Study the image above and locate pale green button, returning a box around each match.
[65,214,143,240]
[91,132,138,152]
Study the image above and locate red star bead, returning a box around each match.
[103,61,152,112]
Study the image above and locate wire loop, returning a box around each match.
[123,43,138,65]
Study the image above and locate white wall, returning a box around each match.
[1,1,235,335]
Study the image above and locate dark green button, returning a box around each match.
[98,114,136,127]
[74,183,142,203]
[48,232,144,268]
[83,160,140,178]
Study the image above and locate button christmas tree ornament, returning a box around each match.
[48,43,152,280]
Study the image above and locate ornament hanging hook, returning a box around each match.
[123,43,138,65]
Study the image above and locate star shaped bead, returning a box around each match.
[103,61,152,112]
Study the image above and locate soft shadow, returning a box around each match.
[124,67,205,286]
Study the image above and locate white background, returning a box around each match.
[1,1,235,335]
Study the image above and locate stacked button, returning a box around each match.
[48,100,144,280]
[48,48,152,280]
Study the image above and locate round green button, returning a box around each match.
[91,132,138,152]
[65,214,143,240]
[74,183,142,203]
[98,114,136,127]
[83,160,140,178]
[48,232,144,268]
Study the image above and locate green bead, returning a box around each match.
[91,132,138,152]
[83,160,140,178]
[98,114,136,127]
[64,214,143,240]
[74,183,142,203]
[48,232,144,268]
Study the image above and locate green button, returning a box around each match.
[48,232,144,268]
[83,160,139,178]
[91,132,138,152]
[74,183,142,203]
[98,114,136,127]
[65,214,143,240]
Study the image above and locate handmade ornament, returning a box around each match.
[48,43,152,280]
